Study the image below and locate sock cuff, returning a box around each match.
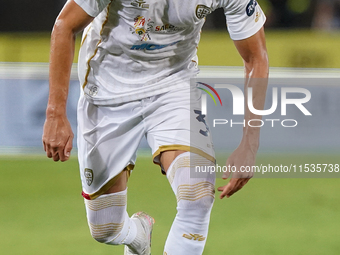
[166,152,191,183]
[167,152,214,184]
[85,188,127,211]
[98,188,127,198]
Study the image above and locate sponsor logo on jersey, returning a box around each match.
[130,40,180,50]
[155,23,185,33]
[195,5,212,19]
[134,15,146,27]
[84,168,94,186]
[183,233,206,241]
[131,0,149,9]
[255,11,261,22]
[246,0,257,17]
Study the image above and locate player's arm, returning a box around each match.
[218,27,269,198]
[43,0,94,162]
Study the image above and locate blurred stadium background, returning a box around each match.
[0,0,339,254]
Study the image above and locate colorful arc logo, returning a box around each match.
[197,82,222,106]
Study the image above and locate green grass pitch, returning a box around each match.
[0,154,339,254]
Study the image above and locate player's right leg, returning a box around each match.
[77,95,154,254]
[83,170,133,245]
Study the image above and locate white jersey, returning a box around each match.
[75,0,266,105]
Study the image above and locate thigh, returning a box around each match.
[145,84,215,169]
[160,150,187,173]
[77,95,145,200]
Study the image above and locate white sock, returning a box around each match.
[164,152,216,255]
[84,189,138,245]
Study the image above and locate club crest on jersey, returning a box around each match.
[246,0,257,16]
[131,0,149,9]
[195,5,212,19]
[84,168,94,186]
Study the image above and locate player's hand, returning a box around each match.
[42,114,74,162]
[217,144,256,199]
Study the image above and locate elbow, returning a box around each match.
[52,18,77,39]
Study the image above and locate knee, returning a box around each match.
[176,190,214,225]
[84,192,128,245]
[176,181,215,212]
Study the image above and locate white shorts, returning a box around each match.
[77,84,215,200]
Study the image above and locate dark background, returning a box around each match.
[1,0,339,32]
[0,0,65,32]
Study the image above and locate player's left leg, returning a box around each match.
[161,151,215,255]
[144,83,216,254]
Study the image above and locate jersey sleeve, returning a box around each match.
[74,0,111,17]
[221,0,266,41]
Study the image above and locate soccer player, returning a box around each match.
[42,0,268,254]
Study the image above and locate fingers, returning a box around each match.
[43,136,73,162]
[43,141,47,153]
[217,178,250,199]
[47,143,62,161]
[52,149,61,162]
[223,158,233,179]
[42,139,53,158]
[217,179,237,199]
[42,117,73,162]
[221,169,231,179]
[61,135,73,162]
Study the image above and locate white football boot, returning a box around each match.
[124,212,155,255]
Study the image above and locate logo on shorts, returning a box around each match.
[183,233,206,241]
[246,0,257,16]
[194,109,210,137]
[84,168,94,186]
[195,5,212,19]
